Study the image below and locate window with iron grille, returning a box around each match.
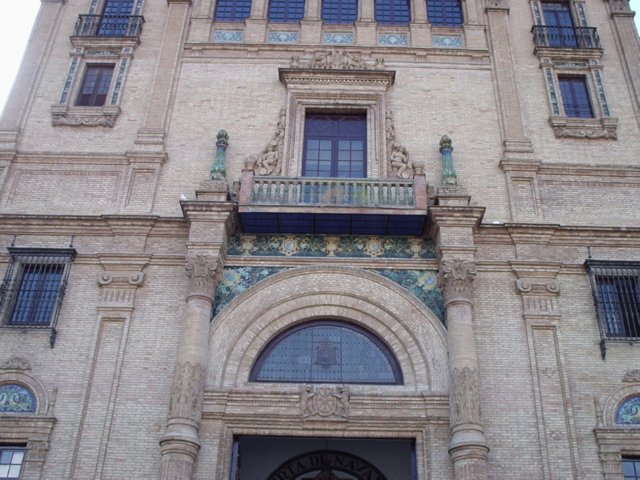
[586,261,640,355]
[375,0,411,24]
[558,75,594,118]
[75,64,115,107]
[322,0,357,23]
[268,0,305,22]
[427,0,463,26]
[215,0,252,21]
[0,248,75,346]
[0,446,26,479]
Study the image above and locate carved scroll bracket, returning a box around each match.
[185,255,221,301]
[438,259,477,304]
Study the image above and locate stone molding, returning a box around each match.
[550,116,617,140]
[168,362,205,422]
[438,259,477,303]
[300,385,350,420]
[185,255,221,300]
[291,50,378,70]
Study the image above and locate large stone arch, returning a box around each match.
[207,266,448,393]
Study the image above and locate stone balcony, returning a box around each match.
[237,169,429,235]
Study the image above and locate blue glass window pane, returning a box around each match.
[558,76,593,118]
[268,0,305,22]
[427,0,462,26]
[215,0,252,21]
[624,458,640,480]
[98,0,134,36]
[251,321,402,384]
[322,0,357,23]
[375,0,410,25]
[9,264,63,326]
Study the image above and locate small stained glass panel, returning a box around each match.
[0,384,36,413]
[616,395,640,425]
[251,321,402,384]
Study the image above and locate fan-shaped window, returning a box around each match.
[251,320,403,384]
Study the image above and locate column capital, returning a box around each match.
[185,255,221,300]
[609,0,634,15]
[439,259,477,304]
[485,0,509,12]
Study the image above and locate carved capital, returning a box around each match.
[485,0,509,11]
[168,362,205,422]
[98,271,145,287]
[0,355,31,371]
[515,278,559,294]
[451,367,482,426]
[185,255,221,300]
[300,385,350,420]
[439,259,477,303]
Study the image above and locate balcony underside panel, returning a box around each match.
[239,211,426,235]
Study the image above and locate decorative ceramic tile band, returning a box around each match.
[545,67,560,116]
[615,395,640,424]
[432,35,462,48]
[268,31,300,44]
[532,1,542,25]
[323,32,354,44]
[0,383,36,413]
[133,0,143,16]
[60,57,80,105]
[227,235,437,259]
[110,58,128,105]
[594,70,610,117]
[577,3,588,27]
[88,0,99,14]
[378,33,408,46]
[213,267,444,323]
[374,269,444,322]
[213,30,244,43]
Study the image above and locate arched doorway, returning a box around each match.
[267,450,387,480]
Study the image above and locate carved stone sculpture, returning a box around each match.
[254,108,286,176]
[301,385,350,419]
[623,369,640,382]
[439,259,477,302]
[0,355,31,370]
[185,255,221,299]
[168,361,205,422]
[552,126,617,139]
[451,367,482,426]
[303,50,370,70]
[52,112,117,127]
[386,110,414,179]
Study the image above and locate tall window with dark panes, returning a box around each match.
[427,0,463,26]
[215,0,252,21]
[76,65,114,107]
[558,76,593,118]
[625,458,640,480]
[98,0,134,36]
[302,114,366,179]
[375,0,410,24]
[542,1,577,47]
[322,0,357,23]
[268,0,305,22]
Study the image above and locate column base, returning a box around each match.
[450,443,489,480]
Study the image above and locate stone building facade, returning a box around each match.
[0,0,639,478]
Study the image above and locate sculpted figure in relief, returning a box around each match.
[255,108,286,176]
[386,110,414,179]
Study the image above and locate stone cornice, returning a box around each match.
[279,68,396,89]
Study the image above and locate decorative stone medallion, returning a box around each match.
[616,395,640,425]
[301,385,350,419]
[0,383,36,413]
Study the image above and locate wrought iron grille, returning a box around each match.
[586,260,640,358]
[0,248,76,347]
[72,14,145,37]
[531,25,600,49]
[250,176,416,208]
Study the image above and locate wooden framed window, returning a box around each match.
[75,64,115,107]
[558,75,594,118]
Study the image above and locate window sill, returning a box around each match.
[51,105,120,128]
[549,116,617,139]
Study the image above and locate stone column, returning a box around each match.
[439,258,489,480]
[159,254,221,479]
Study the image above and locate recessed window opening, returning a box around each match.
[98,0,134,36]
[250,320,403,384]
[558,75,594,118]
[215,0,252,21]
[427,0,463,26]
[76,64,115,107]
[375,0,411,24]
[322,0,358,23]
[268,0,305,22]
[542,1,578,47]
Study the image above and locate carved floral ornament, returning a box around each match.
[185,255,221,298]
[624,370,640,383]
[438,259,477,302]
[0,355,31,371]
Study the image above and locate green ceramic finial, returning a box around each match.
[439,135,457,186]
[211,129,229,180]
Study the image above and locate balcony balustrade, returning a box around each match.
[238,171,428,235]
[72,14,145,38]
[531,25,600,49]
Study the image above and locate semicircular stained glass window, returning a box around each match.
[0,383,36,413]
[251,320,403,384]
[616,395,640,425]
